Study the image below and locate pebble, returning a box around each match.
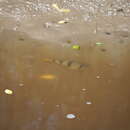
[105,32,111,35]
[81,88,87,92]
[56,104,60,108]
[4,89,13,95]
[19,38,24,41]
[53,59,87,70]
[66,114,76,119]
[96,76,100,79]
[19,83,24,87]
[62,60,71,67]
[54,59,62,65]
[100,48,107,52]
[86,101,92,105]
[69,62,81,70]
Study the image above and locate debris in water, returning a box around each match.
[54,59,62,65]
[60,9,71,13]
[19,38,24,41]
[69,61,81,70]
[67,40,72,44]
[58,20,68,24]
[4,89,13,95]
[52,4,60,11]
[62,60,71,67]
[53,59,87,70]
[96,76,100,79]
[19,83,24,87]
[72,45,80,50]
[96,42,104,46]
[81,88,87,92]
[43,58,53,63]
[117,8,124,12]
[40,74,56,80]
[100,48,107,52]
[56,104,60,108]
[66,114,76,119]
[52,4,70,13]
[105,32,111,35]
[86,101,92,105]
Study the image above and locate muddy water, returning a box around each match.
[0,29,130,130]
[0,0,130,130]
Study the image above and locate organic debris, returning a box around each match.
[96,42,104,46]
[58,20,68,24]
[52,3,70,13]
[53,59,88,70]
[43,58,53,63]
[86,101,92,105]
[72,45,80,50]
[40,74,56,80]
[66,114,76,119]
[4,89,13,95]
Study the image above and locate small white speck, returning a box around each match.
[81,88,87,92]
[56,104,60,107]
[86,101,92,105]
[96,76,100,79]
[66,114,76,119]
[19,83,24,87]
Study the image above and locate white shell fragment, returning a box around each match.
[86,101,92,105]
[4,89,13,95]
[66,114,76,119]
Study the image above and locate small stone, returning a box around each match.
[66,114,76,119]
[62,60,71,67]
[56,104,60,107]
[117,9,124,12]
[54,59,62,65]
[4,89,13,95]
[69,62,81,70]
[19,83,24,87]
[86,101,92,105]
[19,38,24,41]
[80,64,88,69]
[81,88,87,92]
[96,76,100,79]
[58,20,68,24]
[67,40,72,44]
[105,32,111,35]
[100,48,107,52]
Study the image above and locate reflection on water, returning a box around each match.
[0,29,130,130]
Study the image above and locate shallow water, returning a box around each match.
[0,0,130,130]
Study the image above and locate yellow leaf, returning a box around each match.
[72,45,80,50]
[40,74,56,80]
